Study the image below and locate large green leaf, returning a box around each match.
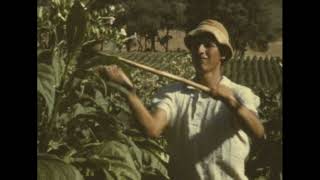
[125,129,169,178]
[137,140,169,165]
[38,63,56,118]
[89,131,169,180]
[92,140,142,180]
[140,149,169,180]
[37,49,52,64]
[37,46,66,118]
[66,0,86,54]
[59,103,97,125]
[38,153,84,180]
[72,103,96,118]
[94,89,108,112]
[52,47,66,87]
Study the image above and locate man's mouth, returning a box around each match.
[199,58,207,63]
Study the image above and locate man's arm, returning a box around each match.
[99,65,169,138]
[127,92,170,138]
[210,84,265,139]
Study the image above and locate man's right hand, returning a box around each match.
[98,65,169,138]
[97,65,134,92]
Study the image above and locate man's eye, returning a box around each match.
[191,42,201,49]
[204,42,217,47]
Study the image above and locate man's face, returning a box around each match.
[189,33,223,75]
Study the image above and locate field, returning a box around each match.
[110,51,282,91]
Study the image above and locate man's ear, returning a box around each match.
[218,44,227,63]
[221,56,226,64]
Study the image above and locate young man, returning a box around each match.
[101,19,264,180]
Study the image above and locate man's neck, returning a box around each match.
[195,69,222,88]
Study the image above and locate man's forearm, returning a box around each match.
[98,65,167,138]
[223,95,265,139]
[126,92,164,138]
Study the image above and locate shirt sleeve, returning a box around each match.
[235,88,260,115]
[151,86,178,126]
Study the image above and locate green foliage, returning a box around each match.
[37,44,66,118]
[66,0,87,54]
[117,0,187,51]
[38,63,56,118]
[77,131,169,180]
[38,49,171,179]
[38,2,170,177]
[247,88,282,180]
[38,1,169,179]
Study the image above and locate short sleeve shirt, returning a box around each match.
[151,76,260,180]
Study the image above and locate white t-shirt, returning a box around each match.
[152,76,260,180]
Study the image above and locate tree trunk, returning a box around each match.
[144,36,147,51]
[240,49,245,58]
[137,37,143,51]
[151,35,156,51]
[126,42,131,52]
[165,29,170,52]
[234,50,239,58]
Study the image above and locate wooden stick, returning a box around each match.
[98,52,211,93]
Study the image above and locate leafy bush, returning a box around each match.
[38,1,170,179]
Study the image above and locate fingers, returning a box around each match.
[97,64,119,77]
[210,85,219,98]
[120,71,134,89]
[95,64,116,80]
[105,65,120,80]
[210,84,228,99]
[212,84,235,101]
[97,64,134,90]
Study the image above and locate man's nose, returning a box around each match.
[197,44,206,54]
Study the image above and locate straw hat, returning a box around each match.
[184,19,233,60]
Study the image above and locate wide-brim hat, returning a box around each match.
[184,19,233,60]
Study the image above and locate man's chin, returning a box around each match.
[195,68,209,75]
[201,65,212,71]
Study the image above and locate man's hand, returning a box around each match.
[209,84,235,102]
[210,83,265,139]
[97,65,134,92]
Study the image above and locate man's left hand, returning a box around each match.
[209,84,235,101]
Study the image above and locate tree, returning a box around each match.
[185,0,282,57]
[159,1,187,51]
[116,0,187,52]
[115,0,161,51]
[158,34,173,52]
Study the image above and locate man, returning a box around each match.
[101,19,265,180]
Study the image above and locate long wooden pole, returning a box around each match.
[98,52,211,93]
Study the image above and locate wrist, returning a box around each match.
[125,88,137,98]
[223,94,239,108]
